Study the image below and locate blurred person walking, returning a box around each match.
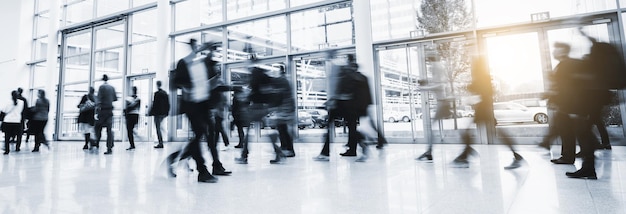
[164,39,222,183]
[416,51,452,162]
[124,86,141,150]
[15,88,28,146]
[149,81,169,149]
[231,88,249,148]
[30,89,50,152]
[78,87,96,150]
[93,74,118,155]
[2,91,24,154]
[235,56,293,164]
[451,56,524,169]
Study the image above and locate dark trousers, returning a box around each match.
[30,120,47,149]
[277,123,293,151]
[3,123,21,152]
[214,116,229,146]
[178,108,224,169]
[556,112,576,161]
[591,114,610,146]
[574,115,597,171]
[125,114,139,148]
[154,115,166,144]
[240,104,282,158]
[168,106,210,174]
[15,119,24,145]
[321,108,358,156]
[94,109,114,150]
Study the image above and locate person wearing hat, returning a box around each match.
[93,74,118,155]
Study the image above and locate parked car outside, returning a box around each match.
[383,110,412,122]
[306,109,328,128]
[493,102,549,124]
[297,110,314,129]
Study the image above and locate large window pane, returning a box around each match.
[66,0,94,25]
[131,9,157,43]
[475,0,616,28]
[64,54,90,84]
[227,16,287,62]
[33,63,48,88]
[34,37,48,60]
[59,83,89,138]
[37,0,50,13]
[174,0,223,31]
[290,0,325,8]
[94,48,124,78]
[290,3,354,53]
[96,0,129,17]
[226,0,286,20]
[35,12,50,37]
[95,24,125,50]
[129,41,157,74]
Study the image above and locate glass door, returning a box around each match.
[225,59,287,143]
[127,74,155,142]
[58,20,127,140]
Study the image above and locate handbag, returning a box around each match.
[80,99,96,112]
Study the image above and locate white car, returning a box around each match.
[383,111,411,122]
[493,102,548,124]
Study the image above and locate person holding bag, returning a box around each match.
[78,87,96,150]
[2,91,24,155]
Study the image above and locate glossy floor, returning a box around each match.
[0,141,624,214]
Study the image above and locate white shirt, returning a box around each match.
[3,100,24,123]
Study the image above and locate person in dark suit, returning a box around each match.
[94,74,118,155]
[149,81,170,149]
[165,39,225,183]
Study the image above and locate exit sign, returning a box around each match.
[531,12,550,22]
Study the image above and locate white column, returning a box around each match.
[353,0,382,129]
[156,0,172,141]
[156,0,171,89]
[47,0,61,140]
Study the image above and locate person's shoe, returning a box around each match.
[235,157,248,164]
[234,144,243,148]
[340,151,357,157]
[42,142,50,149]
[551,157,574,164]
[355,155,368,162]
[504,159,524,170]
[602,144,612,150]
[376,145,384,149]
[104,149,113,155]
[154,144,164,149]
[224,142,230,147]
[450,158,469,168]
[566,169,597,179]
[282,150,296,157]
[416,153,433,161]
[270,155,285,164]
[313,155,330,161]
[3,152,8,155]
[126,147,135,151]
[165,159,176,178]
[198,174,218,183]
[15,148,20,152]
[32,149,39,152]
[83,145,89,150]
[212,166,232,176]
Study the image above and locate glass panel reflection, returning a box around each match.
[66,0,94,25]
[226,0,286,20]
[227,16,287,61]
[174,0,223,31]
[290,3,353,53]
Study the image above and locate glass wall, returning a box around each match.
[227,16,287,61]
[96,0,129,17]
[129,9,158,75]
[66,0,94,25]
[226,0,286,20]
[290,2,354,53]
[174,0,223,31]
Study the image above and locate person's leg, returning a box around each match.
[4,128,11,154]
[215,116,229,147]
[594,116,610,149]
[341,112,358,156]
[554,113,576,163]
[94,121,103,148]
[567,116,597,179]
[319,110,337,157]
[82,124,91,149]
[15,120,24,147]
[154,115,165,147]
[186,109,217,182]
[101,111,114,154]
[30,121,42,152]
[125,115,136,149]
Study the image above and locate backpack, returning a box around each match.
[586,41,626,89]
[335,64,372,116]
